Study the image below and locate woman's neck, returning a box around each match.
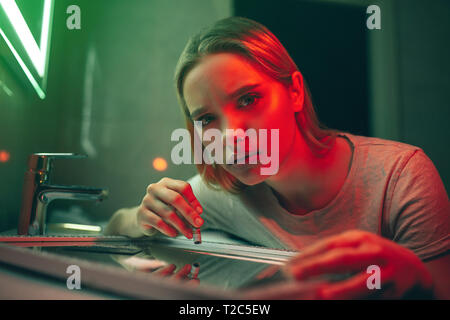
[265,128,352,215]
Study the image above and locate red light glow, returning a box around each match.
[0,150,10,163]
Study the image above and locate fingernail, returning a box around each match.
[186,232,193,239]
[196,206,203,214]
[194,217,204,227]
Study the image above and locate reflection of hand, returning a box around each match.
[153,264,200,286]
[282,230,433,299]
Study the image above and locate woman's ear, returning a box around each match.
[290,71,305,113]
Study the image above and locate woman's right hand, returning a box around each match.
[137,177,204,239]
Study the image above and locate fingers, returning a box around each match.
[288,231,366,265]
[142,196,193,239]
[279,230,420,299]
[153,187,204,229]
[284,246,383,281]
[149,179,204,225]
[174,264,201,285]
[153,264,197,284]
[140,178,205,240]
[173,264,192,280]
[162,178,204,214]
[154,264,177,277]
[138,206,178,237]
[315,272,374,299]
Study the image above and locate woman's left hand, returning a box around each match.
[282,230,434,299]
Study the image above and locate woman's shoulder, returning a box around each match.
[337,131,444,196]
[341,131,423,153]
[341,131,426,169]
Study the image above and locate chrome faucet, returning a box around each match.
[18,153,108,235]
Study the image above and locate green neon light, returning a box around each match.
[0,28,45,98]
[0,0,53,99]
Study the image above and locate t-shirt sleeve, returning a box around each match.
[387,150,450,261]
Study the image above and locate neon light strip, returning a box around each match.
[40,0,51,59]
[39,0,53,91]
[0,28,45,98]
[0,0,52,77]
[0,0,53,99]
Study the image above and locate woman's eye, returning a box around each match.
[237,93,260,109]
[197,114,215,126]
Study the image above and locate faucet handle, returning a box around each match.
[27,153,87,185]
[28,153,87,172]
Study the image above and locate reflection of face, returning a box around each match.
[183,53,300,185]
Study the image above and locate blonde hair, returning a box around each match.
[174,16,339,194]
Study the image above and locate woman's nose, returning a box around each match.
[221,119,247,149]
[221,124,258,162]
[220,131,243,164]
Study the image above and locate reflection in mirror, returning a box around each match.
[4,231,352,299]
[113,243,288,290]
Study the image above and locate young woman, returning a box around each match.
[105,17,449,299]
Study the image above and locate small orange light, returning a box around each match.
[0,150,10,163]
[152,157,168,171]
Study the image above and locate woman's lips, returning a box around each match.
[231,151,259,165]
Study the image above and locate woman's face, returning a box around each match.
[183,52,301,185]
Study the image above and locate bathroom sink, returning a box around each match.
[0,231,329,299]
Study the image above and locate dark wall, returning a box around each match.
[234,0,450,193]
[396,0,450,192]
[234,0,370,136]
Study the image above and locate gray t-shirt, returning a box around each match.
[187,132,450,261]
